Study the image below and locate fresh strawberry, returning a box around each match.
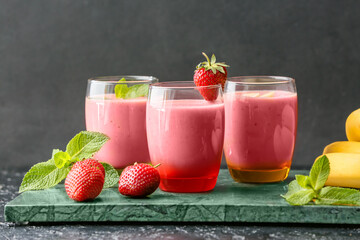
[65,159,105,202]
[118,163,160,197]
[193,52,229,101]
[71,158,105,176]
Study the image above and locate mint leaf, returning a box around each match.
[124,84,149,98]
[132,84,149,98]
[282,180,316,205]
[65,131,109,161]
[125,84,148,99]
[115,78,128,98]
[284,189,316,206]
[295,175,312,189]
[315,187,360,206]
[52,149,61,158]
[47,149,61,164]
[100,162,119,188]
[19,162,70,193]
[69,157,80,163]
[54,151,71,168]
[114,78,149,99]
[282,180,303,198]
[309,155,330,191]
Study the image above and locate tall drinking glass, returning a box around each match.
[224,76,297,183]
[85,75,158,169]
[146,82,225,192]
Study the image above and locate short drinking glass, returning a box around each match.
[146,82,225,192]
[85,75,158,169]
[224,76,297,183]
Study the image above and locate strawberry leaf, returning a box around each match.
[211,54,216,64]
[195,52,229,75]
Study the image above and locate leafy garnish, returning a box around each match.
[284,188,316,206]
[19,161,70,193]
[315,187,360,206]
[53,151,71,168]
[101,162,120,188]
[295,175,312,189]
[195,52,229,74]
[65,131,109,162]
[309,155,330,191]
[282,155,360,206]
[115,78,128,98]
[19,131,110,192]
[114,78,149,99]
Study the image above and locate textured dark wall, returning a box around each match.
[1,0,360,168]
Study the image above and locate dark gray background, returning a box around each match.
[1,0,359,169]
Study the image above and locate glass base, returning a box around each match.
[228,167,290,183]
[159,176,218,193]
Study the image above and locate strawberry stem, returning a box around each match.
[153,163,161,168]
[202,52,211,66]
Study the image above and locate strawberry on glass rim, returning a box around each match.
[193,52,229,101]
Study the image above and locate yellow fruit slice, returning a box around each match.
[260,91,275,98]
[346,108,360,141]
[316,153,360,188]
[243,93,260,97]
[323,141,360,154]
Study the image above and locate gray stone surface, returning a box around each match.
[2,168,360,239]
[1,0,360,169]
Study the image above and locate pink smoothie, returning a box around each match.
[85,94,150,169]
[146,100,225,182]
[224,91,297,170]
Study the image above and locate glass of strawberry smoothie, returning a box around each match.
[224,76,297,183]
[146,82,225,193]
[85,76,158,169]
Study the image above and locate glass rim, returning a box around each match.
[150,81,222,90]
[88,75,159,84]
[227,76,295,85]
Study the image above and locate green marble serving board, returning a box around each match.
[5,170,360,224]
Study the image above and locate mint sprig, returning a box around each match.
[114,78,149,99]
[19,161,70,193]
[19,131,114,192]
[282,155,360,206]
